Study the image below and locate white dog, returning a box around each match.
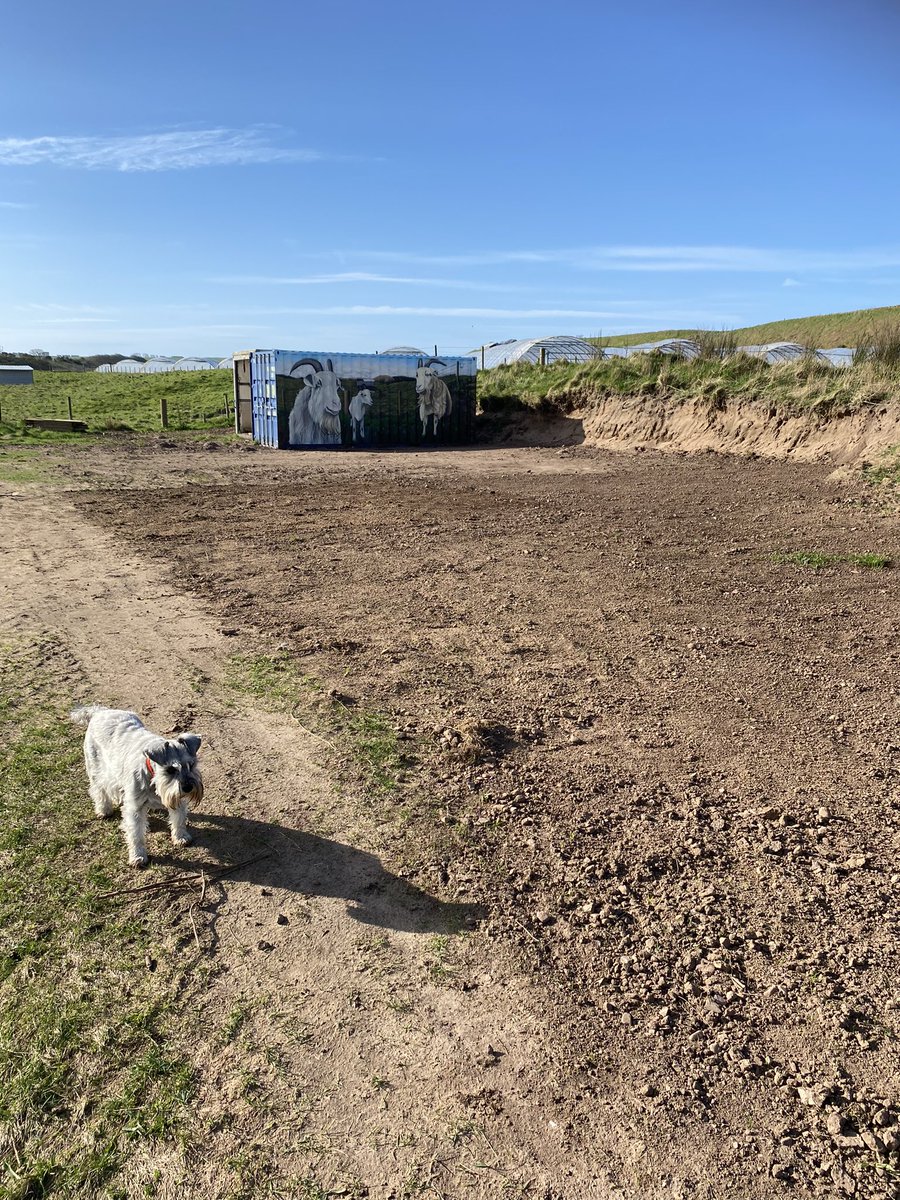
[71,706,203,868]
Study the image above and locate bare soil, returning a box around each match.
[3,434,900,1198]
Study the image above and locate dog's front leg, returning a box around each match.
[167,801,193,848]
[122,794,150,868]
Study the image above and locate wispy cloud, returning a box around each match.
[209,271,523,293]
[259,304,735,321]
[0,129,329,172]
[782,277,803,287]
[0,199,30,208]
[336,244,900,274]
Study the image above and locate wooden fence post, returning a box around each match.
[67,395,73,420]
[160,397,168,429]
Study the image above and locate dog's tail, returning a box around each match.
[69,704,106,727]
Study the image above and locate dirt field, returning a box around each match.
[3,434,900,1198]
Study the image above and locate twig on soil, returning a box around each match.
[97,853,270,901]
[188,868,206,950]
[289,703,340,752]
[509,915,544,946]
[188,904,202,950]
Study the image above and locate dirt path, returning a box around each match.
[0,488,629,1198]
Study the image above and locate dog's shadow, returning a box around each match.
[149,811,483,936]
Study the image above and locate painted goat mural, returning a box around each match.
[246,350,476,449]
[415,357,453,437]
[287,357,345,446]
[348,384,375,443]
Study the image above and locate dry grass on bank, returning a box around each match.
[478,348,900,419]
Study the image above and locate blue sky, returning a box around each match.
[1,0,899,357]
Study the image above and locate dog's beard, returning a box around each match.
[154,775,204,810]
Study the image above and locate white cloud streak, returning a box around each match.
[259,305,734,321]
[341,245,900,274]
[0,129,327,172]
[209,272,523,293]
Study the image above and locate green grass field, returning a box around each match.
[593,303,900,348]
[0,370,233,441]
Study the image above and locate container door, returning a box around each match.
[233,355,253,433]
[250,351,278,447]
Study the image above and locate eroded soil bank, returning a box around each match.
[579,393,900,464]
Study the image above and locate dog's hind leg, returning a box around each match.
[90,782,117,818]
[167,802,193,849]
[121,794,150,868]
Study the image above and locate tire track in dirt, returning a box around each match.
[0,489,629,1198]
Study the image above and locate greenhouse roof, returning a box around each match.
[474,335,601,369]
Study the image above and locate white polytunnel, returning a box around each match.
[473,335,602,369]
[628,338,702,359]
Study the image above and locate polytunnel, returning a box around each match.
[473,335,602,369]
[171,358,220,371]
[738,342,833,364]
[628,338,702,359]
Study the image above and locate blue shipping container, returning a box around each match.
[240,349,477,449]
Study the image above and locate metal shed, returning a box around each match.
[236,349,477,448]
[0,364,34,385]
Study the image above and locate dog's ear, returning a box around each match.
[178,733,202,757]
[147,742,170,766]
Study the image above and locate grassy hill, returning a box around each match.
[0,369,233,439]
[595,304,900,348]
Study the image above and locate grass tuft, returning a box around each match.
[773,550,892,570]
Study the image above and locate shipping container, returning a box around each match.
[234,349,477,448]
[0,364,34,385]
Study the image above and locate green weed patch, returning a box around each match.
[225,652,407,795]
[773,550,892,570]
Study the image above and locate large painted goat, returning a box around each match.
[288,357,344,446]
[415,357,452,438]
[348,385,374,443]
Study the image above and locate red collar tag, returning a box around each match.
[145,756,155,776]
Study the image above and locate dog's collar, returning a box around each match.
[145,756,156,776]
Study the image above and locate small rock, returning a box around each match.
[797,1085,830,1108]
[276,913,288,925]
[826,1112,845,1136]
[257,940,274,952]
